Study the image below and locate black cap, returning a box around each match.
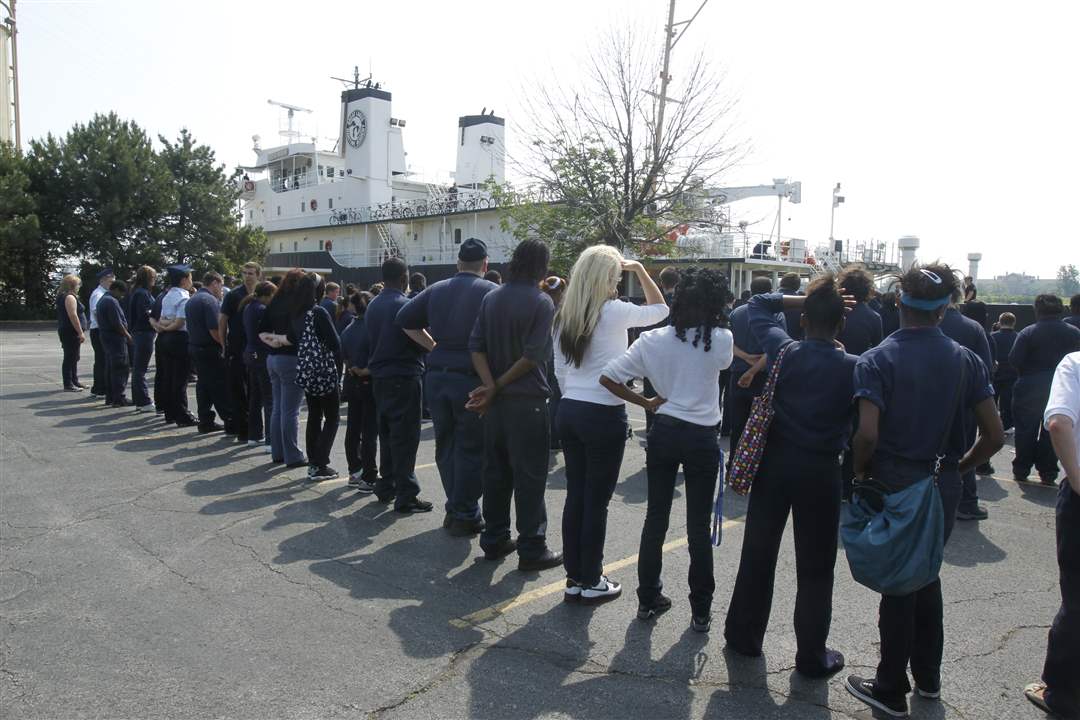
[96,267,115,280]
[165,264,191,283]
[458,238,488,262]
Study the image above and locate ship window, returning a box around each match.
[277,206,281,216]
[454,228,462,244]
[328,198,333,209]
[325,166,334,178]
[319,239,324,250]
[293,241,298,251]
[279,242,283,252]
[338,169,344,177]
[300,202,305,213]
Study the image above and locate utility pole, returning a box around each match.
[1,0,19,148]
[651,0,709,165]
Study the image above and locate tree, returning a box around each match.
[497,26,741,273]
[0,142,49,313]
[1058,264,1079,297]
[28,113,175,282]
[157,128,246,274]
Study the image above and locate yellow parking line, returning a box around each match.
[449,518,743,629]
[991,474,1060,489]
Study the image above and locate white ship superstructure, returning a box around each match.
[242,78,900,292]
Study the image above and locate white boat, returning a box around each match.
[241,78,900,295]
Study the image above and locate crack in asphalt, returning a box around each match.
[943,623,1053,665]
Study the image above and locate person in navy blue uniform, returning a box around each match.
[726,277,784,461]
[239,281,276,448]
[836,269,883,355]
[990,312,1019,433]
[1065,294,1080,330]
[878,290,901,338]
[127,266,157,412]
[779,272,805,341]
[185,272,233,434]
[219,262,261,443]
[55,274,88,392]
[939,292,995,520]
[844,264,1004,718]
[365,257,433,514]
[319,281,340,319]
[1009,294,1080,484]
[467,239,563,572]
[725,277,857,677]
[96,280,134,407]
[340,292,383,492]
[397,238,497,535]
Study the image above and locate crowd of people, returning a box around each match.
[53,243,1079,719]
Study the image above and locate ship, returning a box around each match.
[240,74,902,295]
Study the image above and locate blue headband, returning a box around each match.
[900,293,951,311]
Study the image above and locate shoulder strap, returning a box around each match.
[934,347,967,473]
[760,342,791,403]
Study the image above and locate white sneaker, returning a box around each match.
[246,439,263,446]
[263,445,273,454]
[135,404,154,413]
[581,576,622,605]
[1003,427,1015,436]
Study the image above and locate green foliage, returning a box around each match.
[28,113,175,276]
[1,116,266,317]
[0,142,48,310]
[1058,264,1079,296]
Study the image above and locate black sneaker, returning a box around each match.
[348,473,376,494]
[915,684,940,700]
[580,576,622,605]
[637,594,673,620]
[395,498,434,514]
[796,648,845,678]
[844,675,909,717]
[956,505,989,521]
[198,422,224,434]
[285,460,309,469]
[447,517,485,537]
[975,462,995,476]
[482,538,517,561]
[691,614,712,633]
[518,550,563,572]
[1039,475,1059,487]
[311,466,339,481]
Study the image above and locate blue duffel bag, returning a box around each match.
[841,475,944,596]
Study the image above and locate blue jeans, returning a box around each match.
[638,415,721,617]
[557,398,628,586]
[267,354,305,464]
[131,330,155,407]
[426,369,485,521]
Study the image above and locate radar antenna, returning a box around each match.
[267,99,313,144]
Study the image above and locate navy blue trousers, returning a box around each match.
[426,369,485,521]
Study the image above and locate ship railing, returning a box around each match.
[328,246,469,267]
[324,186,558,227]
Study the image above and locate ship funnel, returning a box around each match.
[454,113,505,189]
[898,235,920,271]
[967,253,982,281]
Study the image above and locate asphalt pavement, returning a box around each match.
[0,327,1064,719]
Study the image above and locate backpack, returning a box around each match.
[295,308,338,396]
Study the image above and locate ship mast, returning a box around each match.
[650,0,709,179]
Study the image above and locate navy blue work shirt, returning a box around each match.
[879,302,900,338]
[96,294,128,350]
[1065,315,1080,331]
[340,315,371,370]
[940,307,993,372]
[185,288,222,348]
[781,290,804,341]
[319,297,338,319]
[854,327,994,465]
[990,328,1018,381]
[365,288,424,378]
[127,287,154,333]
[836,302,883,356]
[396,271,497,372]
[150,291,165,322]
[749,293,857,455]
[1009,317,1080,377]
[242,300,271,358]
[220,285,250,356]
[729,301,786,375]
[468,280,555,398]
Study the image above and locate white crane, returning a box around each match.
[703,178,801,246]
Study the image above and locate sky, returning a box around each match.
[13,0,1079,279]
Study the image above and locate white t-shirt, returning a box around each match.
[1044,351,1080,455]
[554,299,669,406]
[602,325,734,426]
[161,287,191,322]
[88,285,107,330]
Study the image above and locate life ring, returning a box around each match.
[310,199,318,211]
[243,180,255,192]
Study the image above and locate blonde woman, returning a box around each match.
[56,274,88,391]
[554,245,668,604]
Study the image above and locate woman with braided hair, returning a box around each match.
[599,267,732,631]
